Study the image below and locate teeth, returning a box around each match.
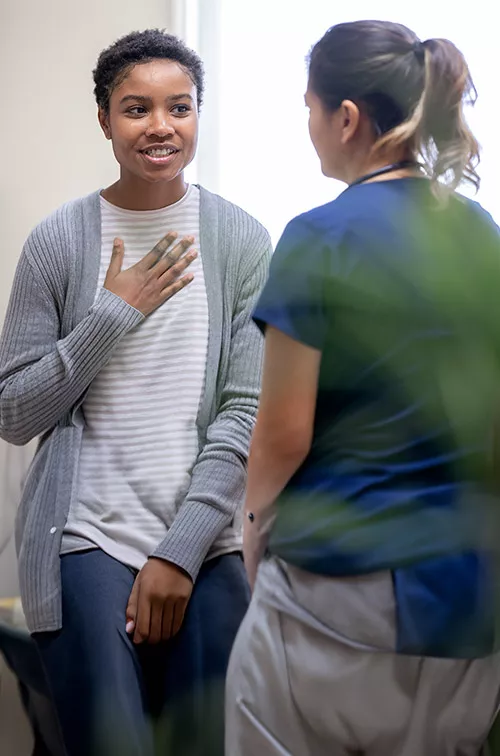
[145,148,175,157]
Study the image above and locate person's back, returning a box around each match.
[266,178,500,658]
[227,19,500,756]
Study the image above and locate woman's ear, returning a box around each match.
[98,107,112,140]
[339,99,361,145]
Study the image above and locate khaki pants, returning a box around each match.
[226,558,500,756]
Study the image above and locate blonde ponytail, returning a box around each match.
[377,38,480,192]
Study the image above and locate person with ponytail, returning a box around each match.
[226,20,500,755]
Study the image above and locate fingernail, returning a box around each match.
[126,620,134,634]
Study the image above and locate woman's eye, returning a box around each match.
[173,104,190,115]
[127,106,147,116]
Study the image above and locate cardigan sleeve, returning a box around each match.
[0,225,143,446]
[151,218,272,579]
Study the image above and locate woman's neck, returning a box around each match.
[101,173,188,211]
[346,151,419,186]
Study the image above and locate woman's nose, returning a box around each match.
[145,112,175,138]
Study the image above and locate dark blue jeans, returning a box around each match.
[34,550,250,756]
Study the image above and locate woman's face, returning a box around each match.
[99,59,199,185]
[305,84,344,180]
[305,81,365,183]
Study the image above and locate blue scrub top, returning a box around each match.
[254,178,500,657]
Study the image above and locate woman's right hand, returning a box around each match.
[103,231,197,316]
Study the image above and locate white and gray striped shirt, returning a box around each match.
[62,185,209,570]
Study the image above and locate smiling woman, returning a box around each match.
[99,60,198,207]
[94,30,203,209]
[0,27,272,756]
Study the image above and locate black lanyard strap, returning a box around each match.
[348,160,420,188]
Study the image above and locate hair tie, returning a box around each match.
[412,40,426,64]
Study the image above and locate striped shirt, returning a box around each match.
[62,185,209,570]
[0,186,272,632]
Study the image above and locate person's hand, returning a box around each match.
[125,558,193,644]
[104,232,197,316]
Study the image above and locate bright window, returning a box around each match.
[188,1,498,243]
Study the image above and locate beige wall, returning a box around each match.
[0,3,182,751]
[0,0,182,320]
[0,0,182,591]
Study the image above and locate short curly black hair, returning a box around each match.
[93,29,205,113]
